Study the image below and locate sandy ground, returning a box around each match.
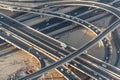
[0,49,40,80]
[39,69,66,80]
[0,2,42,7]
[0,2,119,80]
[57,28,105,60]
[0,9,15,16]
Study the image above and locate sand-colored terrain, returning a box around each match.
[0,49,40,80]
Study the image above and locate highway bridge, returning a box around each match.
[0,0,120,80]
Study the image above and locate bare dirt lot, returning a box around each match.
[0,49,40,80]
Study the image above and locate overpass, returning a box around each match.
[13,0,119,79]
[0,13,116,80]
[0,0,120,79]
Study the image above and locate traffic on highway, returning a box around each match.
[0,0,120,80]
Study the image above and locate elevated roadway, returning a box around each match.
[2,0,120,65]
[11,0,119,79]
[13,1,120,62]
[0,14,112,80]
[0,29,80,80]
[2,19,117,79]
[112,29,120,66]
[0,0,120,79]
[108,14,120,67]
[0,13,119,80]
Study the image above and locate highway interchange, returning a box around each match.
[0,0,120,80]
